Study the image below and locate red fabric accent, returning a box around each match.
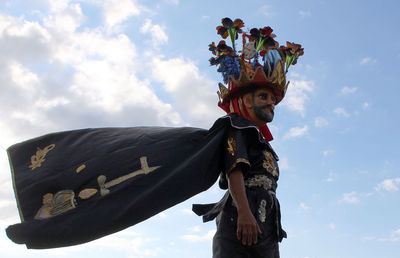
[231,99,243,117]
[218,101,230,113]
[258,124,273,142]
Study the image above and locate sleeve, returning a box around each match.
[219,127,251,189]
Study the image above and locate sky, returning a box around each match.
[0,0,399,257]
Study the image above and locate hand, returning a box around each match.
[236,208,262,246]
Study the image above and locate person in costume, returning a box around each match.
[192,18,304,258]
[5,18,303,253]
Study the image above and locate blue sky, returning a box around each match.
[0,0,399,257]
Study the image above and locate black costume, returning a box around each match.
[193,114,286,258]
[201,17,303,258]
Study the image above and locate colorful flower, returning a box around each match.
[209,42,218,56]
[216,40,234,55]
[216,17,244,53]
[208,41,235,66]
[286,42,304,56]
[248,26,278,52]
[281,42,304,71]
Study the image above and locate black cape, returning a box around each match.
[6,115,262,249]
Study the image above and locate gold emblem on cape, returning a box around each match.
[76,164,86,173]
[29,144,55,170]
[262,150,278,177]
[34,190,76,220]
[227,137,236,156]
[97,156,161,196]
[79,188,98,199]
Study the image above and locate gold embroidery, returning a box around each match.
[29,144,55,170]
[76,164,86,173]
[98,156,161,196]
[258,199,267,222]
[244,175,273,190]
[227,137,236,156]
[262,150,278,177]
[227,158,250,175]
[78,188,98,199]
[34,190,76,220]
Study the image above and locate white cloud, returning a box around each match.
[299,202,310,211]
[360,57,376,65]
[44,0,70,12]
[182,208,194,215]
[44,2,86,34]
[268,124,279,136]
[325,171,337,182]
[140,19,168,46]
[329,223,336,230]
[363,102,370,109]
[155,211,167,218]
[375,178,400,192]
[299,10,311,17]
[0,14,52,62]
[181,230,216,242]
[322,150,335,157]
[281,80,313,116]
[341,191,360,204]
[85,234,164,256]
[364,229,400,243]
[340,86,357,95]
[259,5,275,16]
[284,125,308,139]
[279,156,290,170]
[165,0,179,4]
[99,0,141,32]
[9,61,40,91]
[333,107,350,117]
[314,116,329,127]
[188,226,201,232]
[151,56,222,127]
[0,7,185,137]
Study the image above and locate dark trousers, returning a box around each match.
[212,211,280,258]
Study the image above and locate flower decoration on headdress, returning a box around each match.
[209,18,304,111]
[280,41,304,72]
[216,18,244,53]
[248,26,278,52]
[208,40,240,83]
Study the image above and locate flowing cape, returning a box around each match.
[6,118,231,249]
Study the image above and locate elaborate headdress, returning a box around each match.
[209,18,304,114]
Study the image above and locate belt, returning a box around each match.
[244,175,274,191]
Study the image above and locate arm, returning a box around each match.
[228,168,262,246]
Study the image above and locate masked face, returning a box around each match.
[251,88,276,123]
